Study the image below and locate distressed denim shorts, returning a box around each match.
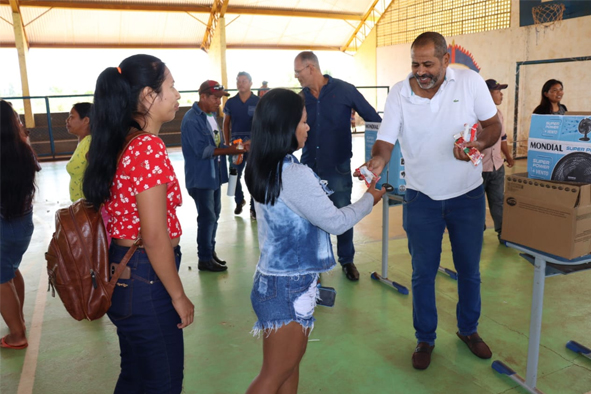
[250,271,319,337]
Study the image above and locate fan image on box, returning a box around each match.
[578,118,591,141]
[551,152,591,183]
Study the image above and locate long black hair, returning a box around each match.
[533,79,564,115]
[83,54,167,209]
[245,89,303,205]
[1,100,41,219]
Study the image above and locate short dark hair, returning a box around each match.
[237,71,252,82]
[72,102,92,120]
[295,51,320,69]
[411,32,448,59]
[245,89,303,205]
[84,54,167,209]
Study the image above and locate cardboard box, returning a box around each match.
[501,173,591,259]
[364,122,406,195]
[527,114,591,183]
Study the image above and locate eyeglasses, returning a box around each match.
[294,64,311,76]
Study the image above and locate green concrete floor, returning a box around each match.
[1,135,590,394]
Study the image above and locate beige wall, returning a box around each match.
[353,28,379,113]
[376,0,591,157]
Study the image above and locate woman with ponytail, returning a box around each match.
[0,100,40,350]
[83,55,193,393]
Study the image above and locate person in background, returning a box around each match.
[83,55,194,393]
[66,102,92,202]
[533,79,567,115]
[294,50,382,281]
[479,80,514,243]
[223,71,259,219]
[0,100,41,350]
[244,89,385,393]
[181,80,248,272]
[257,81,270,97]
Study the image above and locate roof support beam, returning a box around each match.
[1,42,341,51]
[208,14,228,109]
[341,0,393,54]
[9,0,35,127]
[4,1,363,20]
[201,0,229,53]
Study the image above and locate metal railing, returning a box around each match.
[3,85,390,160]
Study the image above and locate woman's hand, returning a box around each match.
[366,177,387,206]
[172,293,195,329]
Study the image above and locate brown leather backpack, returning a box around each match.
[45,131,146,321]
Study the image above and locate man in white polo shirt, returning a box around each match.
[366,32,501,370]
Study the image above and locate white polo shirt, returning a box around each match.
[377,67,497,200]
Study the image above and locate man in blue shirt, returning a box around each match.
[181,80,248,272]
[294,51,382,281]
[223,71,260,219]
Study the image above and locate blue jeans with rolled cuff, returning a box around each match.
[402,185,485,345]
[107,243,184,394]
[188,187,221,261]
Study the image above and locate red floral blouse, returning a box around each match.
[105,134,182,240]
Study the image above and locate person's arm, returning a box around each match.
[501,139,514,167]
[213,143,248,156]
[455,113,502,161]
[136,185,194,329]
[361,83,402,175]
[351,86,382,122]
[223,114,231,145]
[281,165,384,235]
[367,140,394,177]
[455,75,502,161]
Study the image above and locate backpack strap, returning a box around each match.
[119,130,150,163]
[108,238,143,286]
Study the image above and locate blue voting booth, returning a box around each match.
[364,122,458,293]
[364,122,406,196]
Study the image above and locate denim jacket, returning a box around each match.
[254,155,338,276]
[181,102,228,190]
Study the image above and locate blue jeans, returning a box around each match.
[315,160,354,266]
[0,210,34,284]
[188,187,221,261]
[230,154,254,211]
[107,244,184,394]
[402,185,485,345]
[482,165,505,236]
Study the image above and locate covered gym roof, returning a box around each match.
[0,0,390,52]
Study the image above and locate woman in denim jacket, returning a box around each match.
[244,89,385,393]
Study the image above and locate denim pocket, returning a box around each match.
[289,274,317,294]
[107,279,133,321]
[253,274,277,302]
[334,160,352,176]
[464,185,485,200]
[403,189,420,205]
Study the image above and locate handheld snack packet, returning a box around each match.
[356,165,380,187]
[454,123,483,166]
